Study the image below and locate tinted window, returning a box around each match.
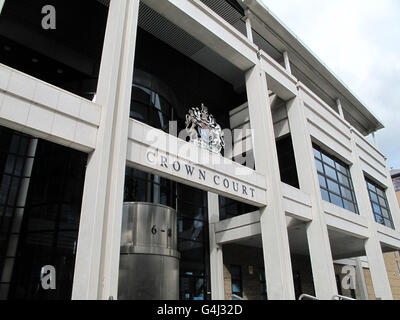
[366,178,394,229]
[313,145,358,214]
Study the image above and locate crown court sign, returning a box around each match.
[126,106,267,207]
[146,149,256,197]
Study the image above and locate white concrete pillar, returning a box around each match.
[364,239,393,300]
[72,0,140,300]
[208,192,225,300]
[97,0,140,301]
[286,93,338,300]
[335,98,344,119]
[244,10,253,43]
[349,128,393,300]
[283,51,291,74]
[371,132,379,149]
[0,0,5,15]
[354,258,369,300]
[245,64,295,300]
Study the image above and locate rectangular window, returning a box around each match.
[313,145,359,214]
[366,178,395,229]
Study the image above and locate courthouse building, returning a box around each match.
[0,0,399,300]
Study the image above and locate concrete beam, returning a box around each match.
[142,0,258,71]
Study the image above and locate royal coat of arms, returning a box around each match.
[185,104,225,154]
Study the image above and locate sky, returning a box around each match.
[260,0,400,170]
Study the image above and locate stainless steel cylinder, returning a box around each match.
[118,202,180,300]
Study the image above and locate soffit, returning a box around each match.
[97,0,244,89]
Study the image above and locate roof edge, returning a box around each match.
[241,0,384,135]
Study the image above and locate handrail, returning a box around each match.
[332,295,356,301]
[299,293,356,301]
[298,294,319,300]
[231,294,244,300]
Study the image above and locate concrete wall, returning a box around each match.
[383,251,400,300]
[363,268,377,300]
[362,258,400,301]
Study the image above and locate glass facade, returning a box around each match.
[366,178,394,229]
[219,196,258,221]
[124,168,210,300]
[0,126,87,300]
[130,83,176,133]
[0,128,33,296]
[0,0,108,100]
[133,25,246,139]
[313,145,359,214]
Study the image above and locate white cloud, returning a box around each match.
[261,0,400,169]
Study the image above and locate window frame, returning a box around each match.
[366,178,395,229]
[313,145,359,214]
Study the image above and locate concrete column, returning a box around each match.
[244,10,253,43]
[371,132,379,149]
[286,93,338,300]
[72,0,140,300]
[208,192,225,300]
[283,51,291,74]
[354,258,369,300]
[97,0,140,301]
[0,0,5,15]
[336,99,344,119]
[364,239,393,300]
[349,128,393,300]
[245,64,295,300]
